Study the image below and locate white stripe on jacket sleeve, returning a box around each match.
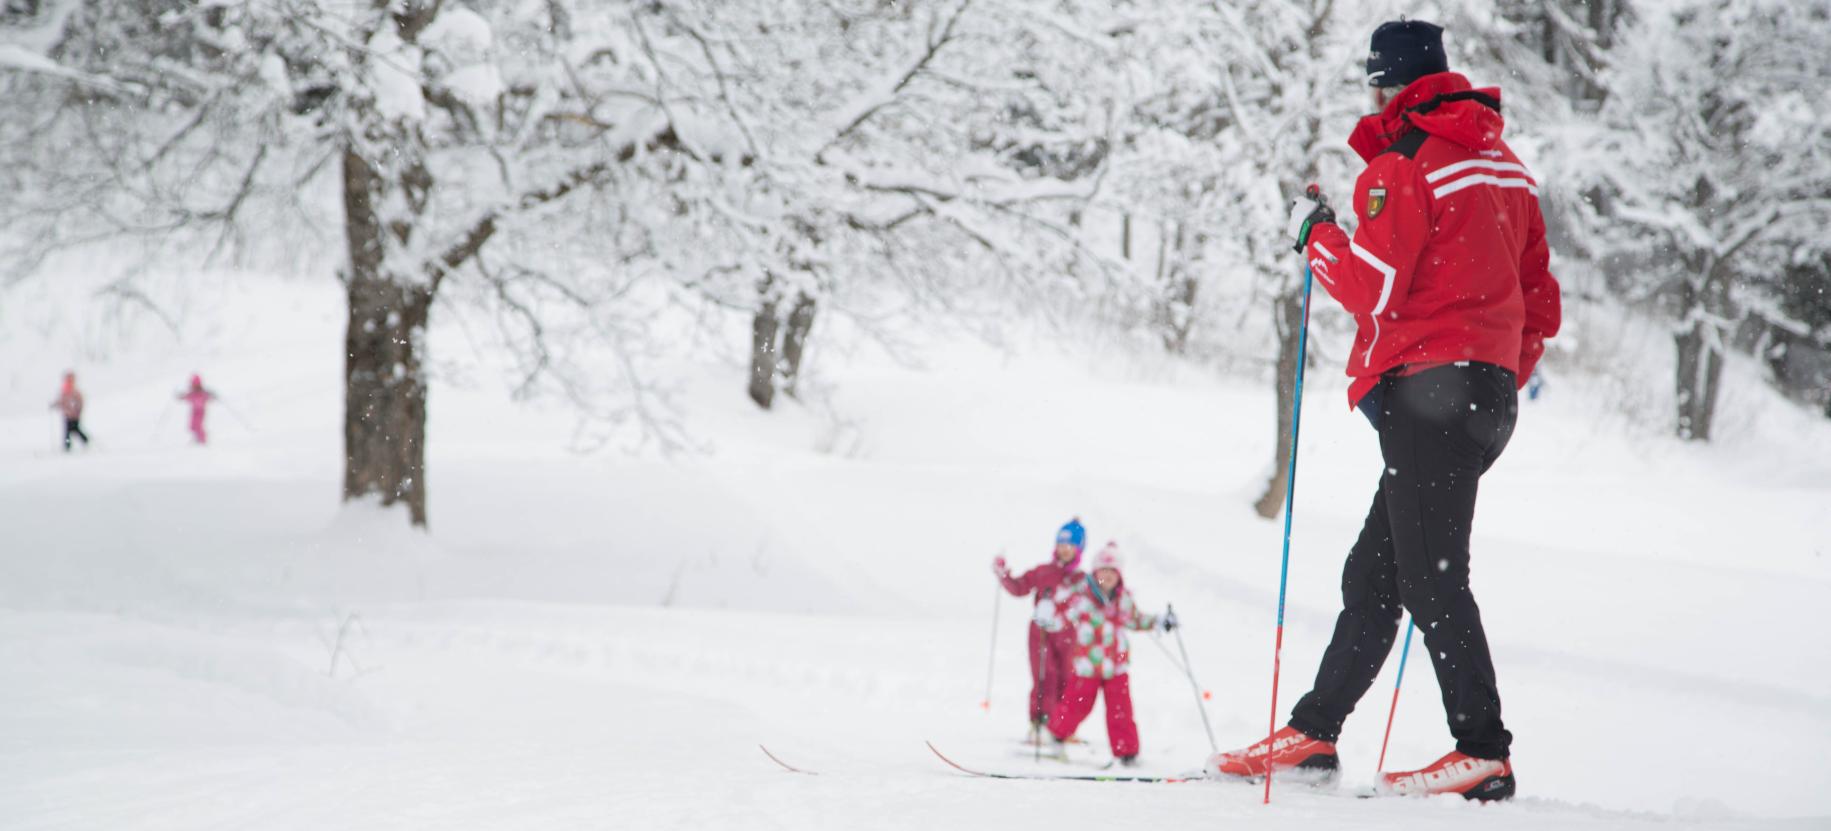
[1350,241,1398,316]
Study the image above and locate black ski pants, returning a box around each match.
[63,418,89,451]
[1289,361,1518,760]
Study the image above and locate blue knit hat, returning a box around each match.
[1056,518,1086,551]
[1366,19,1449,88]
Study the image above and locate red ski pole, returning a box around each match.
[1375,617,1417,773]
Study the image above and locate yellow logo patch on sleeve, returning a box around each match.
[1367,187,1387,219]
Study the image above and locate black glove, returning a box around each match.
[1160,608,1179,632]
[1286,187,1336,253]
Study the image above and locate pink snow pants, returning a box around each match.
[1049,673,1139,758]
[1027,623,1072,724]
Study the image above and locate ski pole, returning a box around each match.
[151,399,174,441]
[1144,630,1189,675]
[1264,185,1322,805]
[217,397,257,432]
[1375,616,1416,774]
[1168,604,1219,756]
[982,577,1001,713]
[1035,633,1045,763]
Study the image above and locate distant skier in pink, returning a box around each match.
[178,374,216,444]
[50,371,91,452]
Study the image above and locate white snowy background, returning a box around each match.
[2,0,1829,829]
[2,264,1827,830]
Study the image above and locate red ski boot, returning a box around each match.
[1378,751,1515,801]
[1208,726,1339,783]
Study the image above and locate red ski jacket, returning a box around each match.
[999,560,1081,610]
[53,388,83,420]
[1306,72,1562,408]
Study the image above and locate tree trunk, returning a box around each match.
[1674,320,1724,442]
[778,292,818,400]
[748,282,781,410]
[341,146,432,526]
[1159,223,1198,354]
[1254,288,1304,519]
[1161,267,1197,353]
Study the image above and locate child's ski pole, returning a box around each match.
[982,577,1001,713]
[1035,635,1046,763]
[217,397,257,432]
[151,399,174,441]
[1167,604,1219,755]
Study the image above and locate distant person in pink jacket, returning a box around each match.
[178,374,216,445]
[49,371,90,452]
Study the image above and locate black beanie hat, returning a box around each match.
[1366,20,1449,88]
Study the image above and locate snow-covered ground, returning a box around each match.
[2,273,1828,830]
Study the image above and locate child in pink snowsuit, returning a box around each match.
[50,371,90,452]
[993,518,1086,731]
[179,374,215,444]
[1043,542,1169,766]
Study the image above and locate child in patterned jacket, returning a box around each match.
[1041,541,1174,766]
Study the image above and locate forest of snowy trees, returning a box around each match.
[1,0,1827,527]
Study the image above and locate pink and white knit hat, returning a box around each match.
[1090,541,1122,575]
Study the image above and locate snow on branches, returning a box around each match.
[1557,0,1831,439]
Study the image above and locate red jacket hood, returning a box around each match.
[1347,72,1505,162]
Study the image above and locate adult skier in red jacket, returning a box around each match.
[1212,20,1560,802]
[993,518,1086,733]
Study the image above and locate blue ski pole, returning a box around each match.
[1263,184,1324,805]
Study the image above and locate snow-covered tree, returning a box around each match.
[1487,0,1627,106]
[2,0,742,525]
[1563,0,1831,441]
[1,0,1140,522]
[1762,250,1831,415]
[1101,0,1376,518]
[620,0,1128,409]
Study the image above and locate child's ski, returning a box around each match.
[925,741,1201,783]
[759,744,817,775]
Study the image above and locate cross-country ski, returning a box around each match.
[927,741,1202,784]
[759,745,818,776]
